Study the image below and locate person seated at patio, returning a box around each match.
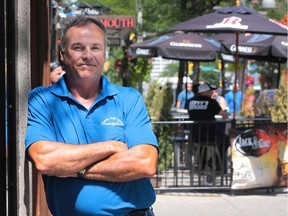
[191,82,201,95]
[187,83,230,170]
[225,82,243,115]
[176,82,194,109]
[188,83,229,122]
[209,83,228,135]
[210,84,228,111]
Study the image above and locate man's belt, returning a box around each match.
[127,207,154,216]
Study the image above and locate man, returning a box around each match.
[25,16,158,216]
[209,83,228,111]
[176,82,194,109]
[49,61,65,85]
[187,83,229,171]
[187,83,229,121]
[225,82,243,115]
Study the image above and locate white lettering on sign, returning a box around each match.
[233,129,271,157]
[230,44,257,54]
[189,101,208,110]
[169,41,202,48]
[135,48,151,56]
[206,16,248,30]
[235,136,270,150]
[281,41,288,47]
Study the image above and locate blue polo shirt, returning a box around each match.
[177,90,194,109]
[25,75,158,216]
[225,90,243,114]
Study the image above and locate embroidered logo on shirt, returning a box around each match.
[189,101,209,110]
[101,117,124,126]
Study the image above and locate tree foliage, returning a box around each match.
[102,47,123,85]
[81,0,136,15]
[129,57,152,90]
[142,0,236,35]
[246,0,288,22]
[145,81,174,173]
[271,71,288,123]
[160,62,179,77]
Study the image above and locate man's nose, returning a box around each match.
[82,48,93,59]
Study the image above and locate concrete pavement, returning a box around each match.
[152,188,288,216]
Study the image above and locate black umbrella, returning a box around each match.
[128,32,220,108]
[212,33,287,87]
[168,6,287,35]
[270,35,288,59]
[168,5,288,119]
[128,32,219,61]
[217,33,287,62]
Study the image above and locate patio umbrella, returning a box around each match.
[218,33,287,62]
[270,35,288,59]
[128,32,219,61]
[168,5,288,119]
[212,33,287,87]
[168,6,287,35]
[128,32,220,105]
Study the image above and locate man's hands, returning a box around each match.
[83,144,158,182]
[28,140,128,177]
[28,140,158,182]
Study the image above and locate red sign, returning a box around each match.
[97,16,135,29]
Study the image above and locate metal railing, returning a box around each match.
[151,119,233,192]
[151,117,274,192]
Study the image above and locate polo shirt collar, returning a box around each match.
[51,75,120,99]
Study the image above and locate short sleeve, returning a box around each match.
[25,88,56,149]
[122,89,158,149]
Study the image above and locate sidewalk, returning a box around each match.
[152,188,288,216]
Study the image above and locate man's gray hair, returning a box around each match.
[59,16,107,52]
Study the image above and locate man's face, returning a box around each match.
[187,83,193,91]
[60,23,106,82]
[211,90,218,99]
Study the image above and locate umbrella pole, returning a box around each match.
[241,61,246,90]
[185,61,188,106]
[276,62,281,88]
[221,61,225,96]
[233,31,240,120]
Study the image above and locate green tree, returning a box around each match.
[271,71,288,123]
[142,0,236,34]
[246,0,287,21]
[129,57,152,91]
[103,47,124,86]
[199,71,219,85]
[161,62,179,77]
[146,81,174,173]
[81,0,136,15]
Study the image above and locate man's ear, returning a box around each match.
[59,50,64,63]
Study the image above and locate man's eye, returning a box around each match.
[91,46,101,51]
[72,46,83,51]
